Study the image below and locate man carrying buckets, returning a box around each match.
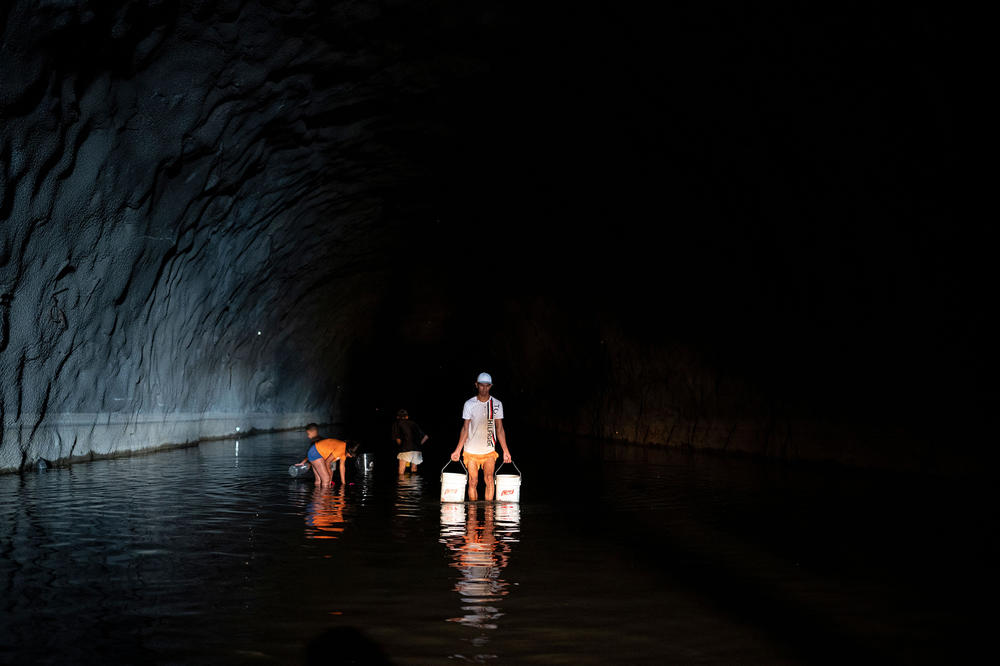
[450,372,513,501]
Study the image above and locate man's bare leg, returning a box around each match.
[483,457,496,500]
[467,468,479,501]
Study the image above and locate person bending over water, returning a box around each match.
[299,423,359,487]
[450,372,512,500]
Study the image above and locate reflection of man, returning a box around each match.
[441,504,514,630]
[450,372,512,500]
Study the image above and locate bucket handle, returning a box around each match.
[441,458,468,474]
[494,461,521,479]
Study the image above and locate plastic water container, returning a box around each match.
[494,462,521,502]
[354,452,375,475]
[288,463,311,478]
[440,460,468,502]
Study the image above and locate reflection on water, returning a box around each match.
[440,503,520,632]
[1,433,986,665]
[303,486,346,540]
[288,466,376,542]
[394,474,424,518]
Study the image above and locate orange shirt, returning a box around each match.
[314,438,347,460]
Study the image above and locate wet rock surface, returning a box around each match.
[1,0,422,469]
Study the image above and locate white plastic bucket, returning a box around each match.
[494,462,521,503]
[440,460,468,502]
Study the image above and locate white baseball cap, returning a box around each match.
[476,372,493,384]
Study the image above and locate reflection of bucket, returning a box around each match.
[440,460,468,502]
[441,502,466,525]
[495,502,520,524]
[494,462,522,502]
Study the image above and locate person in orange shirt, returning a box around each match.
[298,423,359,487]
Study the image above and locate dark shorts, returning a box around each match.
[307,444,322,462]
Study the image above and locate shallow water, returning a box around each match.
[0,431,994,664]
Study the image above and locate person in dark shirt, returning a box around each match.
[393,409,429,474]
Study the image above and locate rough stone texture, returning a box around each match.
[1,2,977,474]
[0,0,415,470]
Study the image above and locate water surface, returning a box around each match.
[1,432,993,664]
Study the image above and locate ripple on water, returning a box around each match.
[1,434,989,665]
[438,501,520,633]
[393,474,424,518]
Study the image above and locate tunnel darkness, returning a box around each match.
[0,1,982,474]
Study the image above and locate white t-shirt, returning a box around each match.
[462,396,504,454]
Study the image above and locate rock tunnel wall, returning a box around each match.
[2,1,972,475]
[338,0,971,476]
[0,1,405,471]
